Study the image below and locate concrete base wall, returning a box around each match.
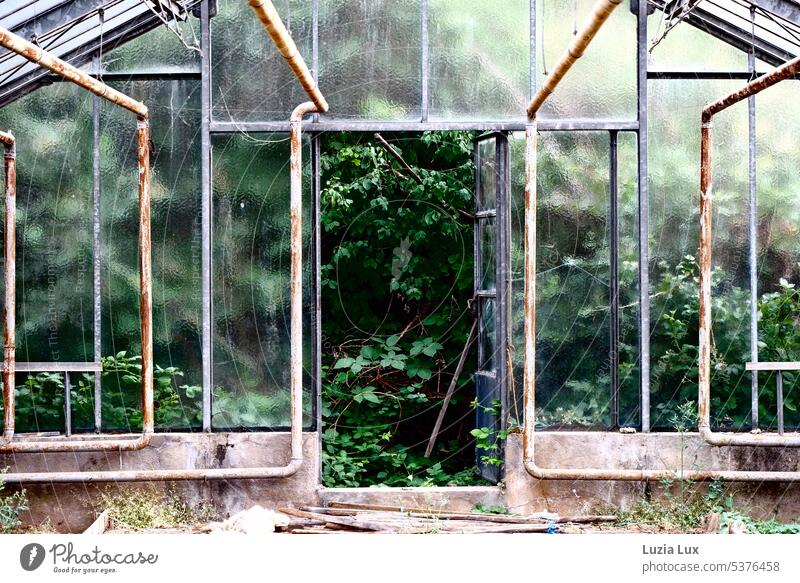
[1,432,320,532]
[5,430,800,531]
[320,486,504,514]
[504,432,800,521]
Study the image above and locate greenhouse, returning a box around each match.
[0,0,800,535]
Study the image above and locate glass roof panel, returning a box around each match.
[0,0,199,107]
[650,0,800,66]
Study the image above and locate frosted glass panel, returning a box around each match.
[754,81,800,429]
[648,79,749,429]
[100,80,203,431]
[211,133,313,429]
[429,0,529,120]
[212,0,313,122]
[102,21,200,72]
[319,0,421,120]
[0,84,93,433]
[648,16,747,71]
[530,132,611,426]
[536,0,635,120]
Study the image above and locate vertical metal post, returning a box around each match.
[312,135,321,437]
[636,0,650,432]
[64,373,72,437]
[312,0,319,122]
[530,0,536,99]
[748,5,759,430]
[2,135,16,441]
[776,371,784,435]
[312,0,321,440]
[92,69,102,433]
[609,129,619,428]
[420,0,429,122]
[496,134,510,432]
[200,0,213,432]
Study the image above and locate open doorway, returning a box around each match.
[319,131,510,487]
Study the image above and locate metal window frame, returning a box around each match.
[4,0,795,449]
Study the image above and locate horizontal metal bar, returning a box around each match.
[649,70,800,80]
[4,362,102,372]
[746,361,800,371]
[209,119,639,134]
[475,209,497,219]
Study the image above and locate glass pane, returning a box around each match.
[478,217,496,291]
[100,79,203,431]
[618,131,640,428]
[0,83,93,433]
[429,0,529,120]
[533,132,610,426]
[479,297,496,371]
[211,133,313,429]
[647,15,748,72]
[319,0,421,120]
[477,138,496,211]
[755,81,800,429]
[101,21,200,72]
[536,0,635,120]
[648,79,749,429]
[212,0,313,122]
[509,132,525,424]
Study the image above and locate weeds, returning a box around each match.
[0,469,28,532]
[99,486,214,531]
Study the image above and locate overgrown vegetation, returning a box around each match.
[320,131,493,487]
[98,486,214,531]
[0,471,28,532]
[613,403,800,533]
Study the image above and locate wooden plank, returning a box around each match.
[279,508,397,533]
[746,361,800,371]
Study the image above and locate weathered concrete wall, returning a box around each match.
[321,486,504,514]
[1,432,320,532]
[6,430,800,532]
[505,431,800,521]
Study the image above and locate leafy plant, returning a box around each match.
[320,131,488,487]
[0,470,28,532]
[470,399,513,468]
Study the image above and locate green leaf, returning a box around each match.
[334,357,355,369]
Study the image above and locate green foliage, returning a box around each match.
[650,257,800,428]
[616,480,725,532]
[320,131,488,487]
[717,503,800,534]
[0,471,28,533]
[470,399,513,468]
[5,352,202,431]
[472,504,510,515]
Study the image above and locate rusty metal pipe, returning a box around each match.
[0,28,146,118]
[0,102,319,482]
[522,5,800,480]
[699,55,800,448]
[247,0,329,113]
[0,26,153,453]
[1,130,15,442]
[526,0,622,118]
